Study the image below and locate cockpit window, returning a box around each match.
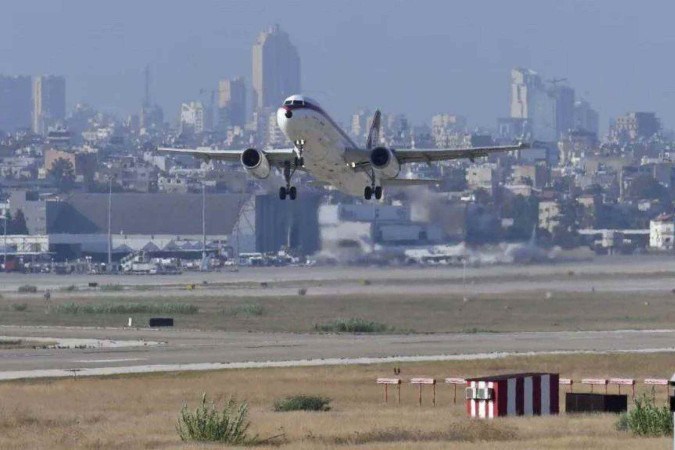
[284,100,292,105]
[292,100,304,106]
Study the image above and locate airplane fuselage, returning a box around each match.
[277,96,371,196]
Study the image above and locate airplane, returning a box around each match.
[158,94,529,201]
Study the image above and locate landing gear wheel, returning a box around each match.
[364,186,373,200]
[289,186,297,200]
[279,187,287,200]
[374,186,383,200]
[296,157,304,167]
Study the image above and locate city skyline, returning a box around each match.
[2,1,675,130]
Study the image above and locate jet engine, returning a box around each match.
[369,147,400,179]
[241,148,271,179]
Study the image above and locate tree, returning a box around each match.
[48,158,76,192]
[629,174,670,203]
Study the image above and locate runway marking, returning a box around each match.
[0,347,673,381]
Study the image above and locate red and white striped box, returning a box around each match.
[465,373,559,418]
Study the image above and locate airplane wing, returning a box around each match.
[157,147,296,165]
[392,142,529,164]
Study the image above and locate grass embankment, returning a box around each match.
[0,288,674,333]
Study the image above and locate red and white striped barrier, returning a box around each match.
[410,378,436,406]
[609,378,636,397]
[376,378,401,404]
[466,373,559,418]
[581,378,608,394]
[445,377,467,404]
[644,378,669,396]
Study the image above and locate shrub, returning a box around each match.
[100,284,123,291]
[10,303,28,312]
[60,284,78,292]
[314,318,389,333]
[54,302,198,315]
[273,395,331,412]
[176,393,257,444]
[17,285,37,293]
[616,392,673,437]
[236,303,264,316]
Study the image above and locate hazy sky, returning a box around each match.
[1,0,674,131]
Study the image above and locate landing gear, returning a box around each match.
[280,161,298,200]
[363,185,383,200]
[294,140,305,167]
[364,170,383,201]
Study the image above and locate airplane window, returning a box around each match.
[292,100,304,106]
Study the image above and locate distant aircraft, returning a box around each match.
[159,95,528,200]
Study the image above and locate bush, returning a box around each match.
[99,284,123,291]
[273,395,331,412]
[54,302,198,315]
[60,284,78,292]
[10,303,28,312]
[616,392,673,437]
[177,393,257,444]
[17,285,37,293]
[314,318,389,333]
[235,303,264,316]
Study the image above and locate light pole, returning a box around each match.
[3,209,7,273]
[107,177,112,272]
[201,182,206,270]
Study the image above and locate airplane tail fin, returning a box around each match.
[366,110,381,150]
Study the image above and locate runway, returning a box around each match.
[1,326,673,380]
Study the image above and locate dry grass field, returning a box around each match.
[1,289,674,333]
[0,352,672,449]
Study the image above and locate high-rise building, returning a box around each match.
[0,75,32,132]
[218,77,247,129]
[509,68,575,142]
[252,25,301,110]
[573,99,599,136]
[610,112,660,142]
[33,75,66,135]
[180,102,205,135]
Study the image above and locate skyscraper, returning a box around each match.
[33,75,66,135]
[0,75,32,132]
[509,68,575,142]
[252,25,301,110]
[218,77,246,129]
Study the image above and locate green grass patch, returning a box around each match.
[617,393,673,437]
[54,302,198,315]
[273,395,331,412]
[17,285,37,293]
[99,284,123,292]
[177,393,258,444]
[314,318,389,333]
[10,303,28,312]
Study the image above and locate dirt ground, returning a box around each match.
[0,352,671,449]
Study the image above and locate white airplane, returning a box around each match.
[159,94,528,200]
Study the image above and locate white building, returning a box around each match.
[649,213,674,250]
[180,102,205,134]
